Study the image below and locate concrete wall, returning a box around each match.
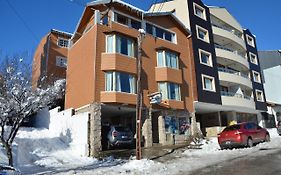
[35,107,89,156]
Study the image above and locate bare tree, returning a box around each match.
[0,56,65,167]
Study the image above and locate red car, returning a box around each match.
[218,122,270,149]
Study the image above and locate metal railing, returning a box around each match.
[212,23,243,39]
[221,91,253,100]
[218,67,249,79]
[215,44,246,59]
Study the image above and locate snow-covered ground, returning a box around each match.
[1,128,280,175]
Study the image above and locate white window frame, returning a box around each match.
[57,37,69,48]
[105,71,136,94]
[193,3,206,20]
[202,74,216,92]
[246,34,255,48]
[199,49,212,67]
[158,82,181,101]
[255,89,264,102]
[105,34,135,58]
[56,56,67,68]
[157,50,179,69]
[252,70,261,83]
[145,21,177,44]
[249,52,258,65]
[196,25,209,43]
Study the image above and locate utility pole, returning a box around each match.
[136,28,145,160]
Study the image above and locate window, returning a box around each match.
[146,22,175,43]
[246,35,255,48]
[106,35,135,57]
[252,70,261,83]
[115,13,128,25]
[158,82,181,101]
[255,90,264,102]
[199,49,212,67]
[114,12,141,30]
[57,38,69,48]
[131,19,142,30]
[146,23,153,35]
[193,3,206,20]
[202,74,216,92]
[56,56,67,68]
[196,25,209,43]
[164,116,189,135]
[157,50,179,69]
[249,52,258,65]
[105,72,136,93]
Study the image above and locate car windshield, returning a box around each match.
[114,126,130,132]
[223,125,240,131]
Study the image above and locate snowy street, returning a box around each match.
[1,128,281,175]
[190,149,281,175]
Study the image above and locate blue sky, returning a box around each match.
[0,0,280,61]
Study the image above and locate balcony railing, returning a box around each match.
[221,91,253,100]
[218,67,249,79]
[215,44,246,59]
[212,23,243,39]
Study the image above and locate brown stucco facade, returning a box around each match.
[65,4,196,114]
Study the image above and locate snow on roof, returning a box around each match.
[51,29,73,37]
[87,0,145,13]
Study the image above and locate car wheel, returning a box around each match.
[247,138,253,147]
[265,134,270,142]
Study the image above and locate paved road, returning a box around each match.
[189,149,281,175]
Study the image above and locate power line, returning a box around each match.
[5,0,39,43]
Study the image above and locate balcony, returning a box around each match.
[218,68,252,89]
[215,46,249,69]
[221,91,255,109]
[155,67,182,84]
[100,91,137,105]
[212,25,246,51]
[101,53,137,74]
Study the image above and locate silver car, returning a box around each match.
[277,121,281,135]
[107,125,134,149]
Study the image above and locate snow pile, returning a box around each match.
[1,126,280,175]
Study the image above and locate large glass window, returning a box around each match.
[164,116,189,135]
[105,72,136,93]
[157,50,179,69]
[106,35,135,57]
[158,82,181,101]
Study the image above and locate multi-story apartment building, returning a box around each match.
[32,29,72,88]
[150,0,267,136]
[32,0,268,150]
[64,0,195,146]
